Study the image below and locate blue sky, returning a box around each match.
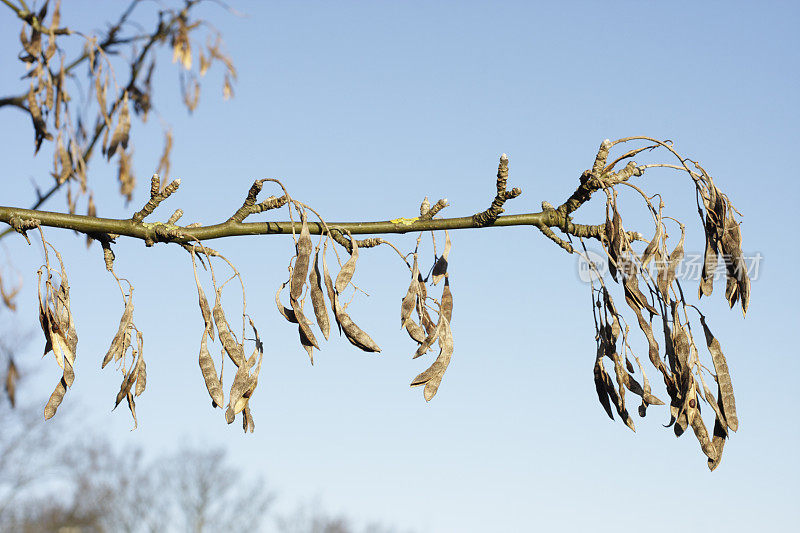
[1,1,798,531]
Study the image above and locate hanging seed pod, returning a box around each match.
[441,276,453,323]
[228,363,250,416]
[290,210,312,301]
[336,306,381,353]
[275,281,298,323]
[196,277,215,341]
[134,331,146,397]
[414,319,441,359]
[410,316,454,401]
[199,326,224,408]
[400,255,419,329]
[335,232,359,293]
[639,202,663,269]
[719,219,750,316]
[44,377,67,420]
[322,241,343,335]
[405,319,426,344]
[290,296,319,361]
[242,403,255,433]
[431,231,451,285]
[700,380,728,433]
[690,413,718,462]
[700,316,738,432]
[594,355,616,420]
[699,213,718,298]
[107,92,131,159]
[309,250,330,340]
[657,224,685,300]
[212,290,246,368]
[708,413,728,471]
[102,290,134,368]
[126,391,138,429]
[623,272,659,317]
[114,349,143,410]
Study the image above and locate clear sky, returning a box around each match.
[1,1,798,531]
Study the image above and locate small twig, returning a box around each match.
[131,175,181,223]
[472,153,522,227]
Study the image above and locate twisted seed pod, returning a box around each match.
[103,291,134,369]
[410,317,453,401]
[44,377,67,420]
[309,250,330,340]
[400,255,419,328]
[134,331,146,397]
[199,327,224,408]
[441,276,453,323]
[212,290,246,368]
[657,224,685,300]
[700,316,738,432]
[290,211,312,301]
[431,231,451,285]
[335,232,359,293]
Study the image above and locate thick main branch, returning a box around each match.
[0,205,611,246]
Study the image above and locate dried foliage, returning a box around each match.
[35,229,77,420]
[1,0,237,217]
[579,137,748,469]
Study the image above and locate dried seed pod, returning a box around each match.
[707,417,728,471]
[639,203,663,268]
[275,281,298,323]
[103,290,134,368]
[5,358,18,408]
[212,290,246,368]
[440,276,453,323]
[126,391,138,430]
[242,403,255,433]
[594,355,616,421]
[405,319,426,343]
[410,316,454,401]
[400,255,420,328]
[134,331,146,397]
[199,326,224,408]
[228,363,250,415]
[196,279,215,341]
[309,250,330,340]
[598,352,635,431]
[107,92,131,159]
[701,381,728,433]
[719,219,750,316]
[290,210,312,301]
[114,348,142,409]
[335,232,359,293]
[700,316,738,432]
[290,295,319,362]
[414,317,441,359]
[699,213,718,298]
[228,322,263,415]
[657,224,685,300]
[690,412,718,462]
[623,272,659,317]
[431,231,451,285]
[336,306,381,353]
[44,377,67,420]
[322,241,342,335]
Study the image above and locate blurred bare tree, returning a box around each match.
[0,401,274,532]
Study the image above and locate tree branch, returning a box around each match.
[0,204,618,248]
